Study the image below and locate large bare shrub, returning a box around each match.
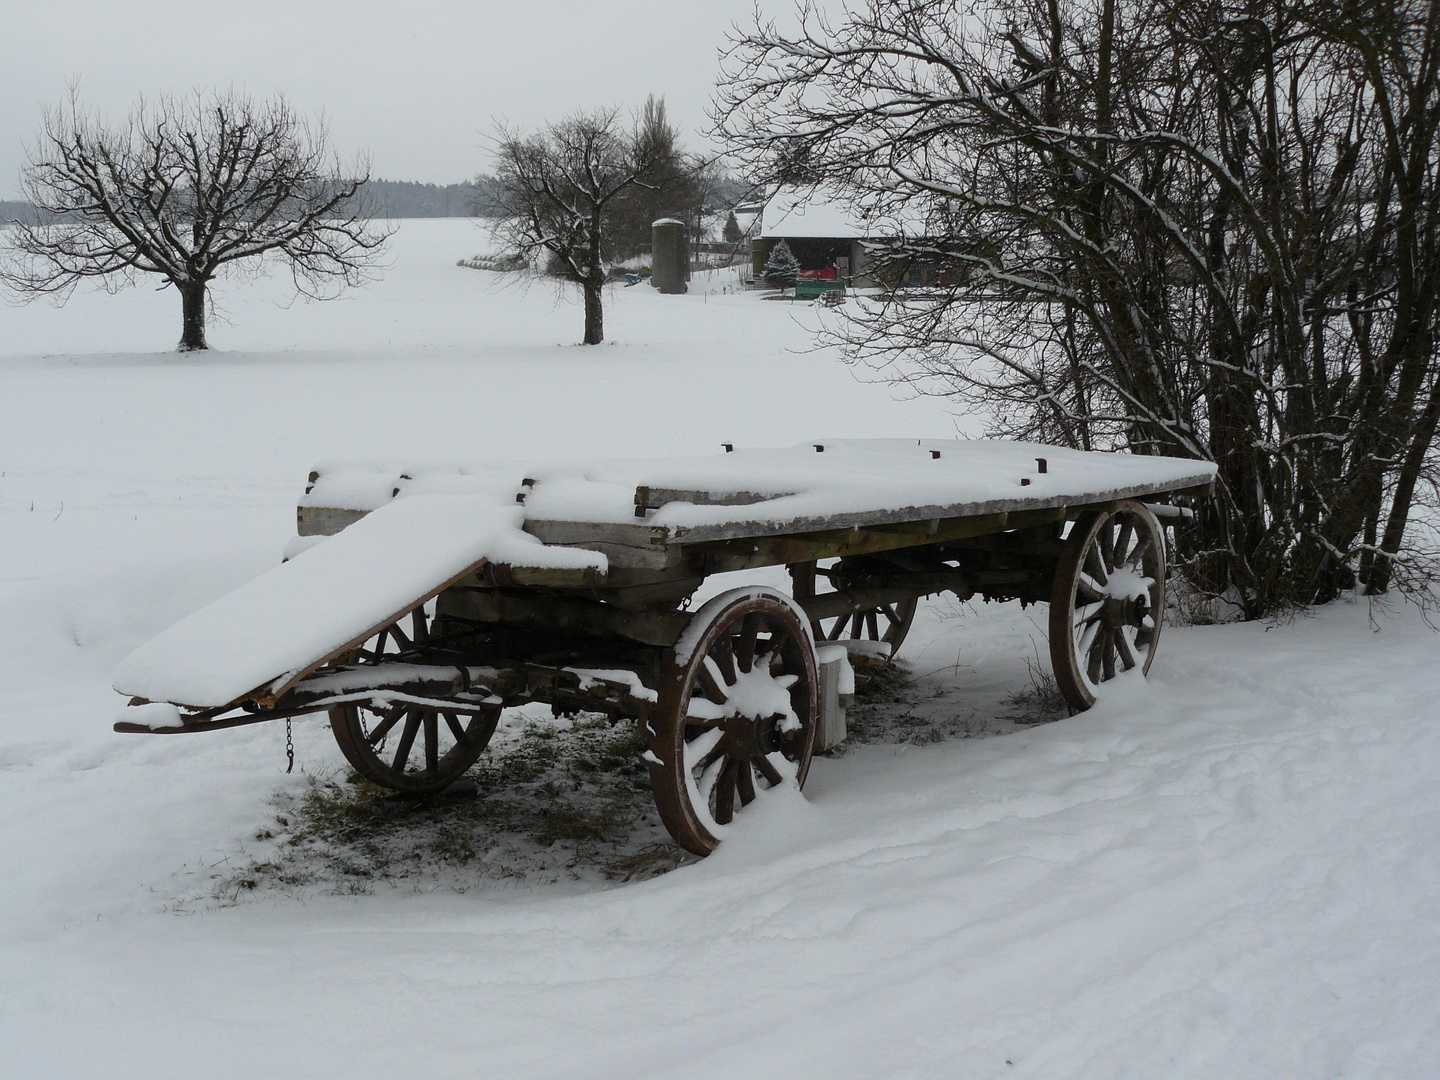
[717,0,1440,614]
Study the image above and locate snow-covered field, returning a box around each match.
[1,220,1436,1078]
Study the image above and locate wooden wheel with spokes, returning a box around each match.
[802,558,918,674]
[328,605,500,794]
[648,589,819,856]
[1049,501,1166,711]
[812,596,918,666]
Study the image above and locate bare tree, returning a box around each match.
[716,0,1440,615]
[1,88,389,351]
[489,108,668,345]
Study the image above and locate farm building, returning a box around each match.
[753,188,880,287]
[752,187,943,288]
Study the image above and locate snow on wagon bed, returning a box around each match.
[113,439,1215,855]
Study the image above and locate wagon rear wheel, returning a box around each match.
[328,606,500,795]
[812,596,918,669]
[1049,501,1165,711]
[648,589,819,856]
[797,559,918,676]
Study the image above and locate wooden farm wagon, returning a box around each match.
[114,440,1216,855]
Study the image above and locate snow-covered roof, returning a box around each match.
[759,187,919,239]
[760,188,870,239]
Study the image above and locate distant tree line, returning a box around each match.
[1,181,503,223]
[4,174,754,225]
[364,179,495,218]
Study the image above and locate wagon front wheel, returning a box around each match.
[328,606,501,795]
[1049,501,1165,711]
[648,589,819,856]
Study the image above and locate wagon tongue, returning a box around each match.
[115,662,496,734]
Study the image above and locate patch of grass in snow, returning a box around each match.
[201,658,1025,908]
[835,661,1001,750]
[204,713,693,906]
[1001,654,1071,725]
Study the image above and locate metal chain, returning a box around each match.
[285,717,294,774]
[357,701,386,754]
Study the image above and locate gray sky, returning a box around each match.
[0,0,772,199]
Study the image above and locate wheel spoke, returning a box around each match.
[697,756,726,806]
[754,753,784,787]
[1076,619,1102,665]
[849,612,863,637]
[1115,626,1140,670]
[714,760,737,824]
[736,613,761,674]
[826,616,846,641]
[1076,572,1105,601]
[1098,523,1115,572]
[423,712,439,774]
[392,711,421,772]
[388,622,412,651]
[444,711,468,742]
[683,726,725,771]
[1102,630,1117,681]
[1130,530,1154,565]
[1084,544,1110,587]
[692,729,728,771]
[865,610,880,639]
[698,657,729,704]
[736,761,757,806]
[367,705,406,743]
[1086,627,1106,684]
[1114,519,1135,567]
[881,604,900,627]
[411,608,429,645]
[713,632,737,684]
[1074,600,1105,626]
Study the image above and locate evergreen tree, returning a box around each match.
[723,210,743,243]
[610,96,697,258]
[763,239,800,288]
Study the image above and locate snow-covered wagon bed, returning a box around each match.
[114,440,1216,855]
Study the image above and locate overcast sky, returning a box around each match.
[0,0,777,199]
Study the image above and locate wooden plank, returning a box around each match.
[661,473,1216,545]
[297,505,368,537]
[437,587,690,648]
[635,485,796,510]
[249,554,498,709]
[691,509,1062,573]
[523,520,679,569]
[524,518,672,547]
[490,565,605,589]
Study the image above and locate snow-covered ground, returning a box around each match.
[1,220,1436,1078]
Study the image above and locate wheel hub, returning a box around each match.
[724,712,789,760]
[1100,583,1149,628]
